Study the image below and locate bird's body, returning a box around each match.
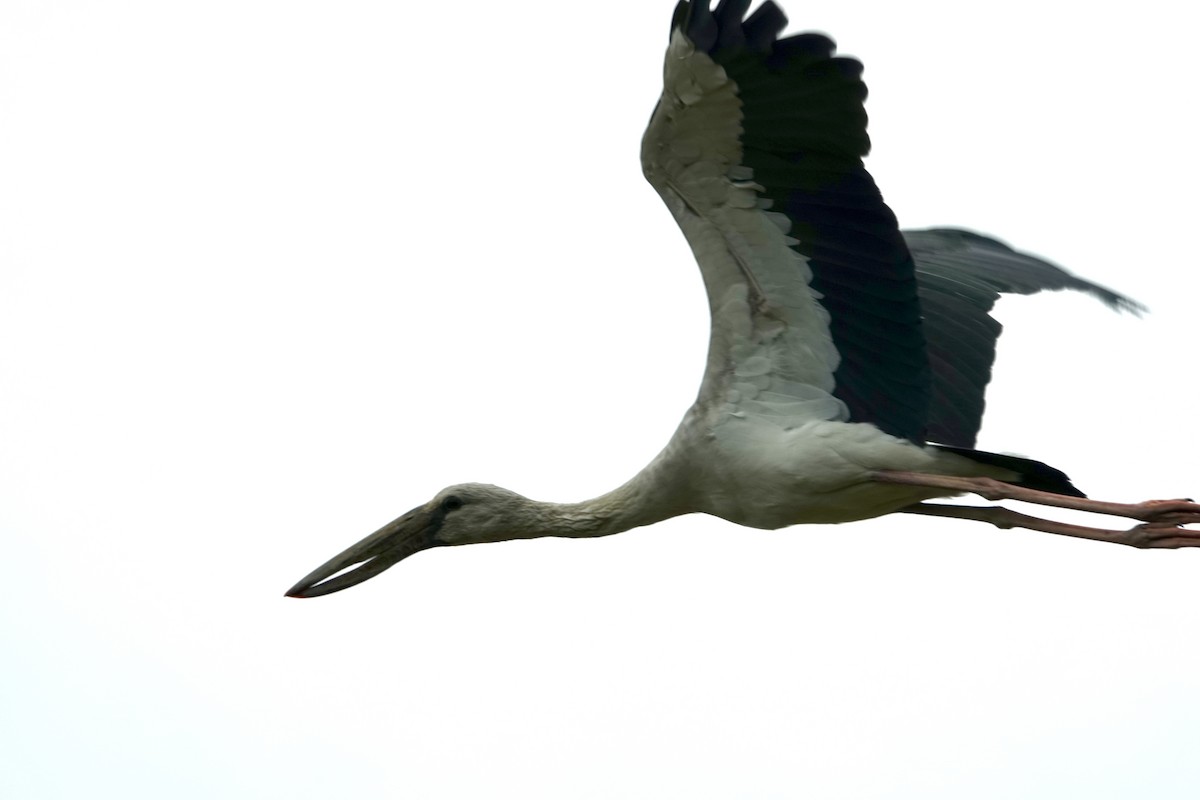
[686,419,994,527]
[287,1,1198,599]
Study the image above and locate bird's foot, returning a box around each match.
[1126,522,1200,549]
[1127,498,1200,525]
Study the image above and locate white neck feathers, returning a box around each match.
[533,458,690,540]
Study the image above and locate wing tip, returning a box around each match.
[907,227,1147,316]
[674,0,717,51]
[744,2,789,51]
[674,1,840,64]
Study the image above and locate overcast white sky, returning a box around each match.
[3,1,1198,798]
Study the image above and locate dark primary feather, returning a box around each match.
[906,228,1141,313]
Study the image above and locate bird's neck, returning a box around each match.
[536,462,689,540]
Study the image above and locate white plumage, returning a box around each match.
[287,0,1198,599]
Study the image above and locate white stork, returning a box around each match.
[286,0,1197,598]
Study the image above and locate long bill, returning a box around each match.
[285,506,441,598]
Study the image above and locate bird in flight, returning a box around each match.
[287,0,1197,598]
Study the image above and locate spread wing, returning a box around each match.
[907,228,1144,447]
[642,0,930,441]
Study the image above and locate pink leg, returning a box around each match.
[901,502,1200,549]
[871,470,1200,525]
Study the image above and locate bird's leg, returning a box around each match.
[870,470,1200,525]
[900,502,1200,549]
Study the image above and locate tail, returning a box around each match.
[931,444,1086,498]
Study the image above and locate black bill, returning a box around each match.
[285,505,441,598]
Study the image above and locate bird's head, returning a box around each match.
[285,483,537,598]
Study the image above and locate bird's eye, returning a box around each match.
[441,495,464,512]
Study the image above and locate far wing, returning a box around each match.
[907,227,1143,447]
[642,0,930,441]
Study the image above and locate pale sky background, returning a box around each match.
[3,1,1198,798]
